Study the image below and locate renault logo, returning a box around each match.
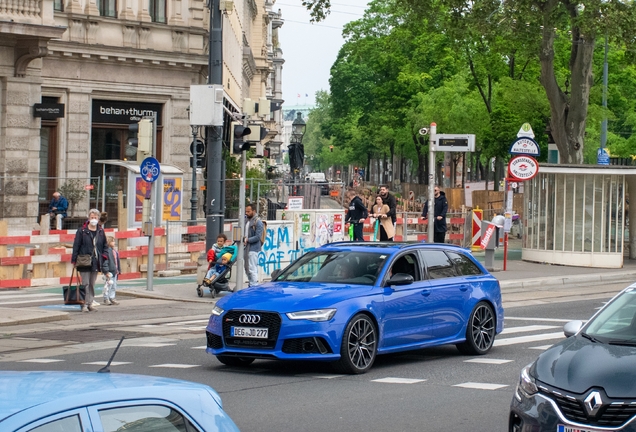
[584,391,603,416]
[239,314,261,324]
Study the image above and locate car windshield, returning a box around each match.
[585,287,636,343]
[275,251,388,286]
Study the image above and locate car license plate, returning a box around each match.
[558,425,596,432]
[231,326,268,339]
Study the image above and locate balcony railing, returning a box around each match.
[0,0,43,23]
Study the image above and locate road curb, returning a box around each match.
[0,308,70,327]
[117,289,217,304]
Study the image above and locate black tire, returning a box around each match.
[216,356,255,367]
[210,288,217,299]
[333,314,377,374]
[196,286,203,297]
[457,301,496,355]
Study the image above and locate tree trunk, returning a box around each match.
[538,13,593,164]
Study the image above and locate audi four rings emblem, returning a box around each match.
[239,314,261,324]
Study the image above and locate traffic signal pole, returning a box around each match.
[205,0,224,251]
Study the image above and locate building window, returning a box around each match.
[54,0,64,11]
[98,0,116,17]
[149,0,166,23]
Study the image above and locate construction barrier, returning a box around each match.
[361,211,468,244]
[471,207,483,251]
[0,220,216,289]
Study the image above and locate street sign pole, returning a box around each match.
[428,123,437,244]
[147,113,158,291]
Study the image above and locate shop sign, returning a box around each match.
[92,100,163,125]
[508,155,539,181]
[33,103,65,120]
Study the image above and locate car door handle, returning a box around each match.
[421,290,431,297]
[459,285,469,292]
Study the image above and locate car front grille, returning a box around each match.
[206,331,223,349]
[539,384,636,427]
[222,310,281,349]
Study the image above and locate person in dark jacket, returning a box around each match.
[378,185,397,225]
[421,185,448,243]
[345,189,368,241]
[47,191,68,230]
[71,208,107,312]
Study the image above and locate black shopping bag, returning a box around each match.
[63,269,86,305]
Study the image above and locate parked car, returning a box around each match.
[0,371,239,432]
[316,180,330,195]
[206,242,504,374]
[509,283,636,432]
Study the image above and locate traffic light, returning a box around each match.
[230,122,252,154]
[128,119,153,161]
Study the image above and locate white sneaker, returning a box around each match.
[103,298,112,305]
[91,300,100,307]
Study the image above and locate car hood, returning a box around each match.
[216,282,375,312]
[534,335,636,397]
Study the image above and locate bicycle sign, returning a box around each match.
[140,157,160,183]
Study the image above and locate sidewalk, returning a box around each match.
[3,259,636,326]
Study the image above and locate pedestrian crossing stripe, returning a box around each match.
[494,332,564,347]
[372,378,427,384]
[149,364,199,368]
[453,382,508,390]
[500,325,559,334]
[82,361,131,366]
[464,358,513,365]
[18,359,64,363]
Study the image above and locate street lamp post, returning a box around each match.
[190,125,199,242]
[288,112,306,195]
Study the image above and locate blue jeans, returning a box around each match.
[103,274,118,301]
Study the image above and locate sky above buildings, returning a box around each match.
[277,0,369,108]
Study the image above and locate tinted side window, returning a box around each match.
[446,252,483,276]
[389,253,421,281]
[29,415,82,432]
[99,405,188,432]
[421,250,457,279]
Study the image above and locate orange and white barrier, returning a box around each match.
[361,215,466,243]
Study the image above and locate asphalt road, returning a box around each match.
[0,291,616,432]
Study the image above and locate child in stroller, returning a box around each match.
[196,234,237,298]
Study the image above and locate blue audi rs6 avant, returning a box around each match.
[206,242,504,374]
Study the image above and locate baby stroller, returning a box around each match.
[196,250,237,299]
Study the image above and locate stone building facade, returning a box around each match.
[0,0,284,227]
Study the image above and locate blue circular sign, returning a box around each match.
[140,157,160,183]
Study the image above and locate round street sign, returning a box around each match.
[190,139,205,157]
[508,155,539,181]
[140,157,160,183]
[509,137,540,157]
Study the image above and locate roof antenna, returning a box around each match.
[98,336,125,374]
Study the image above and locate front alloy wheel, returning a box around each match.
[457,301,496,355]
[333,314,377,374]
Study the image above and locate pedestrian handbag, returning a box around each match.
[76,234,97,268]
[63,268,86,305]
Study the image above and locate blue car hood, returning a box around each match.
[534,335,636,397]
[217,282,375,312]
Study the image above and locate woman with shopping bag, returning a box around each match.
[71,208,107,312]
[370,195,395,241]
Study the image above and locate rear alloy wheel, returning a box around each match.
[457,301,496,355]
[333,314,377,374]
[216,356,255,367]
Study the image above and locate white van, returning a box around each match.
[306,172,326,182]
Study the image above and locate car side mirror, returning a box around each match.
[563,320,583,337]
[388,273,414,286]
[271,269,282,280]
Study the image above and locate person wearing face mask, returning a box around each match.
[72,208,107,312]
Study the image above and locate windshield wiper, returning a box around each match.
[608,340,636,347]
[581,332,603,344]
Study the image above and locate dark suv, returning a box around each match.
[510,284,636,432]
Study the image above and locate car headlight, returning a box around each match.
[212,305,224,316]
[515,364,538,402]
[286,309,337,322]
